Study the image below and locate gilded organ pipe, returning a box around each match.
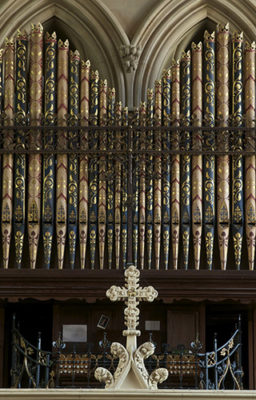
[191,42,203,270]
[216,24,230,271]
[79,59,90,269]
[122,107,128,268]
[162,70,171,270]
[154,80,162,270]
[139,101,147,269]
[115,101,122,269]
[43,32,57,269]
[171,62,180,269]
[89,70,99,269]
[14,31,27,269]
[99,79,107,269]
[232,32,244,270]
[244,41,256,271]
[0,22,255,271]
[28,24,43,269]
[203,31,215,271]
[146,89,154,269]
[2,38,15,269]
[107,88,115,269]
[180,51,191,270]
[56,38,69,270]
[68,50,80,269]
[133,107,139,266]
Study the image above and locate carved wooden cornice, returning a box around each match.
[0,270,255,303]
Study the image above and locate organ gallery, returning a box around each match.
[0,0,255,392]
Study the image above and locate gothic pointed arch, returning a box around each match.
[0,0,128,103]
[133,0,256,105]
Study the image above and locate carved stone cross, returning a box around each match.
[106,264,158,338]
[95,264,168,390]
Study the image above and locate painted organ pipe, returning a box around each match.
[161,70,171,270]
[68,50,80,269]
[43,32,57,269]
[28,24,43,270]
[232,32,244,270]
[2,38,14,269]
[133,107,139,267]
[244,41,256,271]
[107,88,115,269]
[115,101,122,269]
[203,31,215,270]
[146,89,154,269]
[217,24,230,271]
[79,60,90,269]
[139,102,146,269]
[171,62,180,269]
[14,31,27,269]
[191,42,203,270]
[98,79,107,270]
[122,106,128,267]
[180,51,191,270]
[89,70,99,269]
[0,23,256,270]
[56,38,69,270]
[154,80,162,270]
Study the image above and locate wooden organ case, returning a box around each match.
[0,22,255,388]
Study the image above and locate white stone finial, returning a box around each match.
[106,264,158,337]
[95,264,168,390]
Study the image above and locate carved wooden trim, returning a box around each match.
[0,270,255,302]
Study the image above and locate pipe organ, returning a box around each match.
[0,22,255,271]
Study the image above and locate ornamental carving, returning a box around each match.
[95,264,168,390]
[120,45,141,72]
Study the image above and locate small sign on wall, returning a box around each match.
[97,315,110,330]
[145,320,160,331]
[63,325,87,342]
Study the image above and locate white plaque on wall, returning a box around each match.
[145,320,160,331]
[63,325,87,342]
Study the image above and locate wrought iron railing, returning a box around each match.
[196,324,243,390]
[10,315,243,390]
[11,316,52,388]
[0,118,255,156]
[0,118,255,270]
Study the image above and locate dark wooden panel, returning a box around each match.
[167,306,200,348]
[52,302,125,352]
[0,306,5,388]
[139,303,167,349]
[0,270,255,303]
[248,308,254,389]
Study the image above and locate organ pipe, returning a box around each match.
[0,23,254,271]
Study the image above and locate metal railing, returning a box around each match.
[0,116,255,156]
[10,315,243,390]
[11,315,52,388]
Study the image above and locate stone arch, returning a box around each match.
[133,0,256,105]
[0,0,129,104]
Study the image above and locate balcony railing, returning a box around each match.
[10,315,243,390]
